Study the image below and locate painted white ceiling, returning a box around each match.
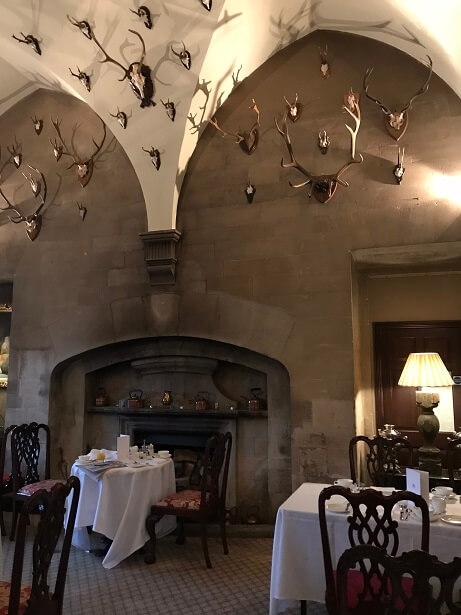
[0,0,460,231]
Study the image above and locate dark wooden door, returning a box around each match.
[373,321,461,448]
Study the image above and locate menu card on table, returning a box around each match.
[406,468,429,503]
[117,434,130,461]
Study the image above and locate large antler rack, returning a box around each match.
[0,164,47,241]
[363,55,432,141]
[275,112,363,204]
[209,99,260,155]
[50,116,107,187]
[67,16,154,108]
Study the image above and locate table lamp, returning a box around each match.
[398,352,454,472]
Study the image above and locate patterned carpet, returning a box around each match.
[1,527,327,615]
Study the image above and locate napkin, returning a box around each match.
[88,448,117,461]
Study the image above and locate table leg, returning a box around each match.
[300,599,307,615]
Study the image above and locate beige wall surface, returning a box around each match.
[2,30,461,493]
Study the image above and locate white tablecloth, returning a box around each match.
[270,482,461,615]
[68,459,176,569]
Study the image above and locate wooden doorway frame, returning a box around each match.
[351,241,461,440]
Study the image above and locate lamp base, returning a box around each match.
[417,403,441,474]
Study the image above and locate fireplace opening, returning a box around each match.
[133,427,214,490]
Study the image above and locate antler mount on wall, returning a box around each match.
[363,55,432,140]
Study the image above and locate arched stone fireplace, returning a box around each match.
[49,336,291,522]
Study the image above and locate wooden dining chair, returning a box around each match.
[336,543,461,614]
[144,431,232,569]
[318,485,430,615]
[6,422,63,540]
[0,475,80,615]
[0,424,17,536]
[349,435,414,487]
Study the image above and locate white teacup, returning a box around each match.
[78,455,89,462]
[431,495,447,514]
[158,450,170,459]
[431,486,453,497]
[334,478,354,489]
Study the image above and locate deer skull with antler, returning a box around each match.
[363,55,432,140]
[67,17,154,108]
[275,109,363,204]
[209,99,260,155]
[50,116,107,187]
[0,164,47,241]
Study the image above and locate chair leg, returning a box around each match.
[219,512,229,555]
[200,521,212,569]
[175,518,186,545]
[0,506,6,537]
[10,500,18,541]
[300,600,307,615]
[144,512,162,565]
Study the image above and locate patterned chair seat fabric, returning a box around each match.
[17,479,64,497]
[0,580,31,614]
[155,489,209,511]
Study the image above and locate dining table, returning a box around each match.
[67,455,176,569]
[270,482,461,615]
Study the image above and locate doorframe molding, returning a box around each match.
[350,241,461,438]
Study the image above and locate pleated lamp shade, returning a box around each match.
[398,352,454,387]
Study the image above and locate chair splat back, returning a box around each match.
[0,425,17,536]
[349,435,414,486]
[319,486,430,615]
[11,423,50,489]
[7,475,80,615]
[337,544,461,615]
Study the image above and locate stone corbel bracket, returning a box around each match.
[139,229,182,285]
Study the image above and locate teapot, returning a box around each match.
[127,389,143,409]
[242,388,266,411]
[378,424,401,438]
[192,391,209,411]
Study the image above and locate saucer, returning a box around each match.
[326,502,349,514]
[441,514,461,525]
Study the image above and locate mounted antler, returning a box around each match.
[171,42,191,70]
[363,55,432,140]
[50,117,107,187]
[284,94,302,122]
[7,140,22,169]
[109,108,128,129]
[343,100,361,160]
[130,6,152,30]
[209,99,260,155]
[275,113,363,204]
[0,165,47,241]
[68,16,154,108]
[12,32,41,55]
[31,115,43,135]
[69,67,91,92]
[66,15,92,39]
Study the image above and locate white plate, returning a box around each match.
[157,454,171,459]
[440,514,461,525]
[74,459,92,466]
[326,502,349,514]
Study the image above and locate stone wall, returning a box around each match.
[2,31,461,513]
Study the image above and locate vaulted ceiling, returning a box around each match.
[0,0,460,231]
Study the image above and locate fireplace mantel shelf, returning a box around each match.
[87,406,268,419]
